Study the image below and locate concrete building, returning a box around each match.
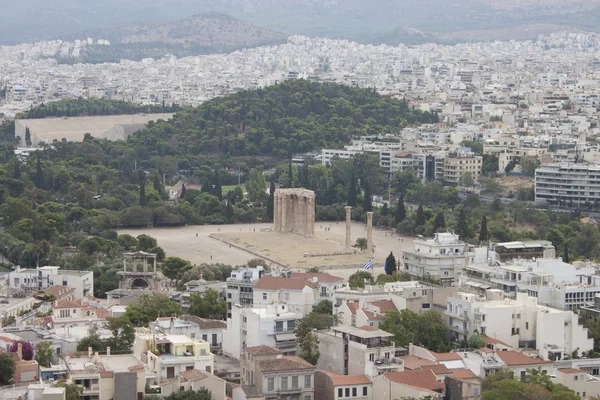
[443,149,482,185]
[446,290,593,360]
[493,240,556,262]
[157,369,227,399]
[64,352,147,400]
[402,233,472,286]
[226,266,266,319]
[150,316,227,355]
[316,325,403,379]
[372,370,445,399]
[7,266,93,299]
[240,346,315,400]
[314,370,373,400]
[0,296,35,323]
[553,368,600,399]
[224,303,302,360]
[535,163,600,206]
[51,299,109,328]
[133,329,214,382]
[253,275,318,317]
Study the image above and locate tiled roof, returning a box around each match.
[53,300,82,309]
[496,351,552,366]
[450,369,478,380]
[180,369,221,382]
[384,370,445,393]
[291,272,344,284]
[421,364,450,374]
[128,364,145,372]
[245,346,281,356]
[345,302,359,316]
[484,336,512,348]
[357,325,377,332]
[369,300,398,313]
[254,276,317,291]
[558,368,584,374]
[399,355,438,370]
[259,356,315,372]
[431,352,462,361]
[319,370,372,386]
[361,310,384,320]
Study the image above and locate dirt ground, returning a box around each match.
[119,222,416,281]
[493,175,533,191]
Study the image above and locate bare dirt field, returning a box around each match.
[119,222,415,281]
[494,175,533,191]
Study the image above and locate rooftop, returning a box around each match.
[254,275,317,291]
[319,370,372,386]
[332,325,394,339]
[259,356,315,372]
[245,346,282,356]
[495,351,552,366]
[383,370,445,393]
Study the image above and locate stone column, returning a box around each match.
[345,206,352,249]
[367,212,374,255]
[274,192,280,231]
[281,194,287,233]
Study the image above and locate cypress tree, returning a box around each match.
[288,160,294,188]
[395,197,406,224]
[25,127,32,146]
[301,163,310,187]
[12,161,20,180]
[433,211,446,232]
[385,252,397,275]
[479,215,489,243]
[456,208,469,240]
[347,168,357,207]
[225,201,234,223]
[213,170,222,200]
[362,183,372,212]
[34,153,44,189]
[267,181,275,221]
[153,175,167,200]
[415,204,425,226]
[180,183,186,199]
[139,172,147,206]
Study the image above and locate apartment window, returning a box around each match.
[369,353,375,361]
[517,313,521,319]
[186,366,193,371]
[263,293,267,300]
[305,375,311,388]
[345,388,350,397]
[292,376,299,389]
[206,366,211,373]
[363,386,367,396]
[281,377,288,390]
[338,388,343,398]
[526,322,529,330]
[352,387,357,396]
[285,293,290,302]
[202,334,208,341]
[267,377,274,391]
[575,375,579,381]
[304,396,311,400]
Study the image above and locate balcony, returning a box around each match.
[279,386,302,394]
[83,385,100,393]
[445,311,469,321]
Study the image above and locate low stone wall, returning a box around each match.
[208,234,288,268]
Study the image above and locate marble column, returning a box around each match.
[281,194,287,233]
[273,192,279,231]
[345,206,352,249]
[367,212,374,255]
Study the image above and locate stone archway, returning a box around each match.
[130,278,150,289]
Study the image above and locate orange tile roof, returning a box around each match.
[399,355,438,370]
[558,368,584,374]
[422,364,450,374]
[369,300,398,313]
[53,299,82,309]
[259,356,315,372]
[245,346,281,356]
[345,302,359,316]
[496,351,552,366]
[384,370,445,393]
[291,272,344,284]
[450,369,478,380]
[254,276,317,291]
[180,369,219,382]
[484,336,512,348]
[358,325,377,332]
[319,370,372,386]
[361,310,384,320]
[431,352,462,361]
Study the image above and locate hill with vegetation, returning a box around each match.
[129,79,438,157]
[59,13,287,63]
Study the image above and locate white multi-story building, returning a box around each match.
[402,233,473,286]
[7,266,93,299]
[226,266,266,319]
[149,316,227,355]
[253,275,319,317]
[443,148,483,184]
[224,303,302,360]
[535,163,600,206]
[446,290,593,360]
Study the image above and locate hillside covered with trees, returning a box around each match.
[128,79,439,156]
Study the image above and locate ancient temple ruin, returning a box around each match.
[273,189,316,237]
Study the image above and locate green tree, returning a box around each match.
[384,252,397,275]
[139,171,147,207]
[180,183,187,199]
[0,352,15,385]
[212,170,222,200]
[348,271,374,288]
[34,152,44,189]
[353,238,368,252]
[105,317,136,353]
[246,168,266,203]
[55,381,84,400]
[124,294,182,326]
[225,201,234,223]
[460,172,474,187]
[347,167,357,207]
[546,228,565,251]
[467,334,487,349]
[35,341,54,367]
[433,211,445,232]
[188,288,227,320]
[362,183,372,212]
[312,300,333,315]
[415,204,425,226]
[479,215,489,243]
[153,175,168,200]
[298,331,319,365]
[564,243,570,263]
[395,197,406,224]
[77,334,105,352]
[137,234,157,252]
[162,256,191,283]
[456,208,469,240]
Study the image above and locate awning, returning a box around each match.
[155,339,171,344]
[275,333,297,342]
[465,281,492,289]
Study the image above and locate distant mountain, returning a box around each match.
[56,13,287,63]
[3,0,600,46]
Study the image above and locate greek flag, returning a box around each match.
[364,258,374,270]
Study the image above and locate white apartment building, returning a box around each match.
[133,330,214,382]
[446,290,593,360]
[443,150,483,184]
[402,232,473,287]
[224,303,302,360]
[149,316,227,354]
[226,266,266,319]
[535,163,600,206]
[7,266,93,299]
[253,275,319,317]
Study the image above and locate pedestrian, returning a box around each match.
[196,233,198,238]
[210,255,213,260]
